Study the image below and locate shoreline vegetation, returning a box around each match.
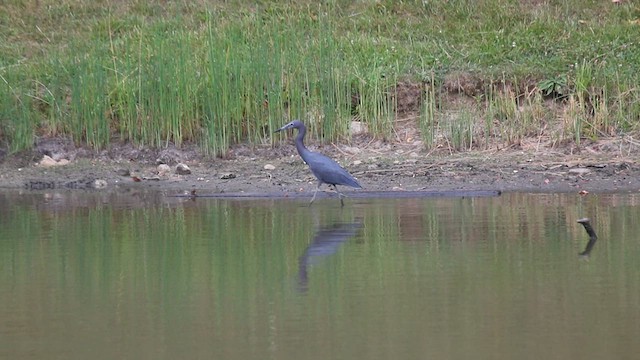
[1,0,640,158]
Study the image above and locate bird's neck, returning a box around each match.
[295,129,309,158]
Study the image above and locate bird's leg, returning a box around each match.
[309,182,322,206]
[331,185,346,207]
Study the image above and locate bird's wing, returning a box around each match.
[304,152,360,187]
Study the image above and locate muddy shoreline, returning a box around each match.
[1,137,639,197]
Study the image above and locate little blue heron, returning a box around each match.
[275,120,361,206]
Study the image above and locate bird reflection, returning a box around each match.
[297,220,363,292]
[577,218,598,258]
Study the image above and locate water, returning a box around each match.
[2,190,640,360]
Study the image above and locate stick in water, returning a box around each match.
[577,218,598,257]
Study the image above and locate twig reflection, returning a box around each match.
[577,218,598,257]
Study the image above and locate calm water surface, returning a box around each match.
[1,190,640,359]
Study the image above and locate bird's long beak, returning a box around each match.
[274,125,287,133]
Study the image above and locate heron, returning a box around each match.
[275,120,361,206]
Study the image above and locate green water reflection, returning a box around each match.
[1,191,640,359]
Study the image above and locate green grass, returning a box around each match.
[1,0,640,155]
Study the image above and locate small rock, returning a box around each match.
[37,155,58,167]
[569,168,591,175]
[175,163,191,175]
[353,160,362,166]
[92,179,108,189]
[157,164,171,176]
[220,173,236,180]
[264,164,276,170]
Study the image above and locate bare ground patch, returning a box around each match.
[1,132,639,197]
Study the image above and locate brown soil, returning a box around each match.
[1,132,638,197]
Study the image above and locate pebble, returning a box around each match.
[92,179,108,189]
[264,164,276,170]
[157,164,171,176]
[176,163,191,175]
[220,173,236,179]
[37,155,60,167]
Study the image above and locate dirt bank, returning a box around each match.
[1,135,639,197]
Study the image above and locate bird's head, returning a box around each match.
[274,120,303,133]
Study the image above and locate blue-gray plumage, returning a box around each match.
[275,120,361,206]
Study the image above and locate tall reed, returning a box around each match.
[200,8,362,155]
[0,74,34,152]
[68,49,111,150]
[446,109,474,151]
[419,75,437,149]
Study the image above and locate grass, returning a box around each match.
[1,0,640,155]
